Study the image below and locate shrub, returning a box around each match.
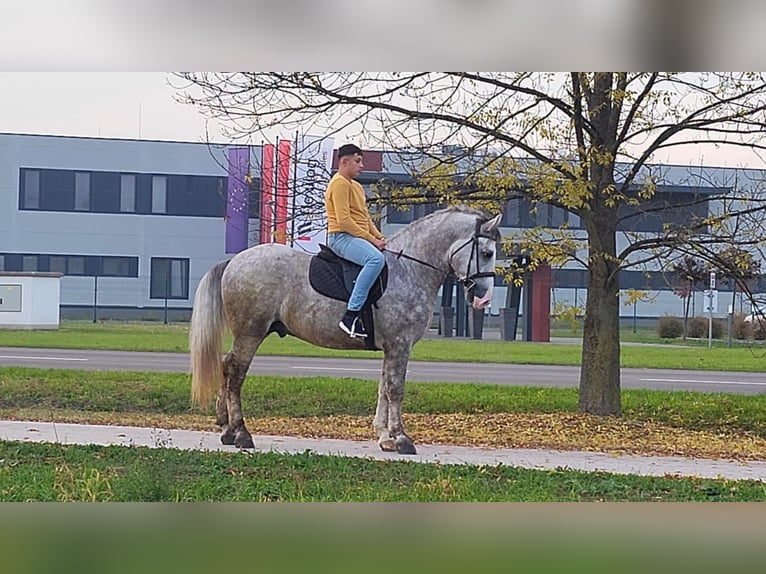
[687,316,724,339]
[732,313,753,340]
[657,315,683,338]
[754,318,766,341]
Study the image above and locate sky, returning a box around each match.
[1,72,765,170]
[0,73,219,144]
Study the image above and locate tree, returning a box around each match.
[710,245,761,314]
[174,72,766,416]
[671,255,706,339]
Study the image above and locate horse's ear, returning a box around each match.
[480,214,502,234]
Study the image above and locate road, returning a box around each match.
[0,346,764,394]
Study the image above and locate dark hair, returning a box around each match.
[338,144,363,158]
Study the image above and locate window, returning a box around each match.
[19,168,228,217]
[75,172,90,211]
[152,176,167,214]
[150,257,189,299]
[49,256,68,274]
[121,174,136,213]
[22,170,40,209]
[101,256,132,277]
[501,198,520,227]
[91,171,120,212]
[22,256,38,272]
[0,254,4,272]
[68,256,85,275]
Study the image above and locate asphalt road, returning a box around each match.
[0,346,764,394]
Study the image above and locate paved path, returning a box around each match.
[3,419,765,482]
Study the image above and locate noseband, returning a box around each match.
[385,219,496,290]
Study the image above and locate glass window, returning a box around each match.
[68,257,85,275]
[550,206,566,228]
[23,170,40,209]
[102,257,131,276]
[150,257,189,299]
[0,254,4,272]
[75,172,90,211]
[22,256,38,272]
[121,174,136,213]
[568,212,581,228]
[152,176,167,214]
[49,256,67,274]
[387,204,413,224]
[501,198,520,227]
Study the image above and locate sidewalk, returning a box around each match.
[2,419,765,482]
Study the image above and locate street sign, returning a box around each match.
[703,289,718,313]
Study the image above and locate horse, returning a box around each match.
[190,206,502,454]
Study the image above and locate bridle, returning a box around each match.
[384,220,497,292]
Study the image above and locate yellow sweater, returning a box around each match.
[325,173,384,242]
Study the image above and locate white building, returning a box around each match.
[1,133,763,323]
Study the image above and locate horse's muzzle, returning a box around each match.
[472,291,492,310]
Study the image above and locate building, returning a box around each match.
[1,133,763,324]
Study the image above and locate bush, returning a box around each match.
[687,316,724,339]
[657,315,683,338]
[754,319,766,341]
[732,313,753,340]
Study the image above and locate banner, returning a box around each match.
[259,144,274,244]
[224,147,250,254]
[291,134,335,254]
[274,139,291,244]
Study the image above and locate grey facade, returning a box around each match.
[2,133,764,322]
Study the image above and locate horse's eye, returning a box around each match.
[482,250,493,258]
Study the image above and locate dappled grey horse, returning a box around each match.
[190,206,502,454]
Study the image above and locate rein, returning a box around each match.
[384,220,496,291]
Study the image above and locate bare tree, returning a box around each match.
[672,256,706,339]
[173,72,766,416]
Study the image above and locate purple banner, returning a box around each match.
[225,147,250,254]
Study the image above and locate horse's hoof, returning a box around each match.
[378,438,397,452]
[235,433,254,449]
[396,436,417,455]
[220,431,236,445]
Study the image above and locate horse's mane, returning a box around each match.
[388,204,498,241]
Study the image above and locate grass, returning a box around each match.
[2,320,766,371]
[2,321,766,501]
[2,367,766,461]
[2,440,766,502]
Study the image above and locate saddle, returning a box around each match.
[309,245,388,351]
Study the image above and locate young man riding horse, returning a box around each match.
[324,144,387,338]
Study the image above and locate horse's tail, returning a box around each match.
[190,259,230,409]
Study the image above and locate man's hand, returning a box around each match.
[372,237,387,251]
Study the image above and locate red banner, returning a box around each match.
[259,144,274,244]
[274,139,291,244]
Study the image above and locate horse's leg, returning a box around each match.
[379,346,417,455]
[374,366,394,451]
[219,334,261,449]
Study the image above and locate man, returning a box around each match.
[325,144,387,338]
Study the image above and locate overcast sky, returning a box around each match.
[1,72,765,170]
[0,72,218,143]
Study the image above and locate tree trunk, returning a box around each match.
[579,209,621,416]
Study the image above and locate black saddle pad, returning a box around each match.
[309,244,387,305]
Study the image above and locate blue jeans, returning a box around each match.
[327,232,385,312]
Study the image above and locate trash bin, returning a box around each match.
[439,306,454,337]
[499,307,518,341]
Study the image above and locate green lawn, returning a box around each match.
[2,440,764,501]
[2,321,766,501]
[1,320,765,371]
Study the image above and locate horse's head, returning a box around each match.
[449,213,502,310]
